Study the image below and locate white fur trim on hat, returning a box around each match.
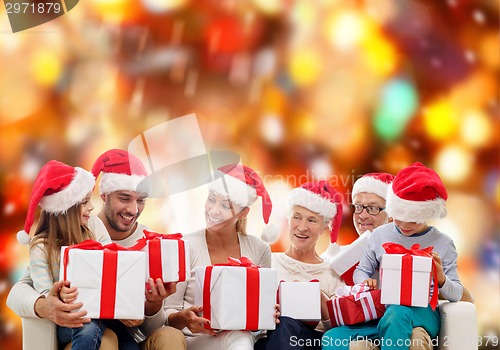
[39,167,95,214]
[208,173,258,207]
[351,177,390,201]
[287,187,337,219]
[99,173,150,195]
[385,186,447,223]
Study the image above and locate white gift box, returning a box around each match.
[194,264,277,330]
[60,245,146,319]
[279,282,321,322]
[139,235,190,283]
[380,253,433,307]
[330,231,371,276]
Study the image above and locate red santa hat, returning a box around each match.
[351,172,395,201]
[91,149,150,195]
[208,164,272,224]
[386,162,448,223]
[17,160,95,245]
[287,180,343,243]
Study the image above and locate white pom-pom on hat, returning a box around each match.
[17,230,31,245]
[261,223,280,244]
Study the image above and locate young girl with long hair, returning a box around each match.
[18,160,136,350]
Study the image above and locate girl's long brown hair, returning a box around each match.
[29,203,95,281]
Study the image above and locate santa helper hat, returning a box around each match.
[386,162,448,223]
[209,164,277,236]
[17,160,95,245]
[351,172,395,202]
[287,181,344,258]
[91,149,150,195]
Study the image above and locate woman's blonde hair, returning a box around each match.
[235,216,248,236]
[30,203,94,281]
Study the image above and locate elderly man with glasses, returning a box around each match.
[350,173,394,236]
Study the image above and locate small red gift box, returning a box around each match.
[327,284,385,327]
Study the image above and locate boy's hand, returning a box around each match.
[59,280,78,304]
[363,278,378,290]
[431,252,446,287]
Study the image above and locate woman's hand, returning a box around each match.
[274,304,281,324]
[59,280,78,304]
[168,306,215,336]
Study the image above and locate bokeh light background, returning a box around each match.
[0,0,499,348]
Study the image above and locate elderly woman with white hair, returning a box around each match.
[255,180,346,350]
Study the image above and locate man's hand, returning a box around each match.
[144,278,177,316]
[168,306,215,336]
[35,281,90,328]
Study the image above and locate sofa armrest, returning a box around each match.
[438,300,478,350]
[22,318,57,350]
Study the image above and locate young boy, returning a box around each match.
[322,162,463,350]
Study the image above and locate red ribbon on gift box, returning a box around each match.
[203,256,261,330]
[62,240,131,319]
[382,243,439,310]
[132,230,187,282]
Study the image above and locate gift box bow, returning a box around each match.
[203,256,262,331]
[335,283,372,301]
[62,240,132,280]
[62,239,137,319]
[382,243,439,310]
[130,230,184,250]
[217,256,260,268]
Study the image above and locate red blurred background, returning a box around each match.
[0,0,498,348]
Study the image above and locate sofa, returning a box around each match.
[21,300,477,350]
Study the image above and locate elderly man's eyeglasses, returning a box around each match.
[351,204,385,216]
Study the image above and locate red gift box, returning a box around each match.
[327,284,386,327]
